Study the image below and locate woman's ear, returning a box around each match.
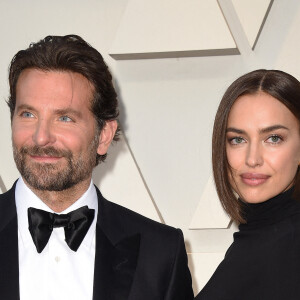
[97,120,118,155]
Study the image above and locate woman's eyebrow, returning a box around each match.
[226,127,245,134]
[226,125,289,134]
[259,124,289,133]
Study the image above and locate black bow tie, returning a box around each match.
[28,206,95,253]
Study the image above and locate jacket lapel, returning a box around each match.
[0,185,20,300]
[93,188,140,300]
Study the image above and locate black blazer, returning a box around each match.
[0,184,193,300]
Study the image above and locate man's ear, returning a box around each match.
[97,120,118,155]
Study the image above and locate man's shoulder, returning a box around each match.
[100,196,185,261]
[0,184,17,230]
[0,185,15,203]
[105,196,179,233]
[97,189,181,242]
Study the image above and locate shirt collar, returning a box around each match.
[15,177,98,250]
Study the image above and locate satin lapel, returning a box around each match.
[110,232,140,300]
[93,226,140,300]
[93,189,140,300]
[0,185,20,300]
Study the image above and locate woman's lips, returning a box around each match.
[240,173,270,186]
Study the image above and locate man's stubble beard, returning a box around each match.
[13,135,99,192]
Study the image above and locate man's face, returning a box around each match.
[12,69,113,191]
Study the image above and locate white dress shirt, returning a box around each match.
[15,177,98,300]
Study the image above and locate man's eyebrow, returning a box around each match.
[226,125,289,134]
[15,104,36,112]
[54,108,83,118]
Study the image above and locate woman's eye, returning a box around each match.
[59,116,72,122]
[230,137,245,145]
[266,135,282,144]
[21,112,34,118]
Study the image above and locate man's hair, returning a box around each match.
[212,69,300,223]
[8,34,119,164]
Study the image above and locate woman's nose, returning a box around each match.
[246,143,263,168]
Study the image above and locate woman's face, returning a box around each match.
[226,92,300,203]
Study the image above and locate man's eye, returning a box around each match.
[21,112,34,118]
[59,116,72,122]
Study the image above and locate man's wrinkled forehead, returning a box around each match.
[16,69,95,108]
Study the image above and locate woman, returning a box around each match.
[195,69,300,300]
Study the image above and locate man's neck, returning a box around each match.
[23,177,92,212]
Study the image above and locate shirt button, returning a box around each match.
[55,256,61,263]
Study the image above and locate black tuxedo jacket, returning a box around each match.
[0,184,193,300]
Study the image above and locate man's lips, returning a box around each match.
[240,173,270,186]
[29,155,62,163]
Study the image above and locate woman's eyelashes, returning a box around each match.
[227,134,285,146]
[228,136,246,145]
[265,134,284,144]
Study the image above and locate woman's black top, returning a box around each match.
[195,188,300,300]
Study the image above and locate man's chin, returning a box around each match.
[20,165,72,191]
[23,176,73,192]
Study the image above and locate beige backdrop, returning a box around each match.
[0,0,299,294]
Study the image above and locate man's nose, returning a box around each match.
[246,142,263,168]
[32,119,56,146]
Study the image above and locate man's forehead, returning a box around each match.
[16,69,94,106]
[17,69,94,94]
[17,68,93,89]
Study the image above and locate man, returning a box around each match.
[0,35,193,300]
